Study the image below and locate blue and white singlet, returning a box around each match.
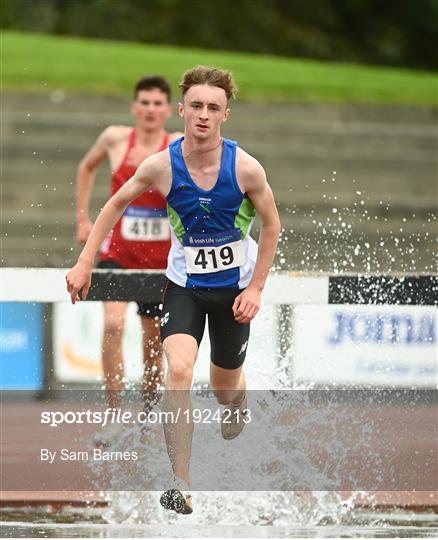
[166,137,258,289]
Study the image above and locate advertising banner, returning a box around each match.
[53,301,144,383]
[292,305,437,388]
[53,301,278,386]
[0,302,43,390]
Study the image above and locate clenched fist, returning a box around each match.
[232,285,261,324]
[66,260,93,304]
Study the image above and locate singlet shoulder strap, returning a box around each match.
[114,128,136,174]
[221,138,242,196]
[221,138,237,168]
[223,137,237,147]
[128,127,137,146]
[158,132,171,151]
[169,137,187,177]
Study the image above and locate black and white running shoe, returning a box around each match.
[160,477,193,514]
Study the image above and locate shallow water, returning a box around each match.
[1,521,437,538]
[1,505,437,538]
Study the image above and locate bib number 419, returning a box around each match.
[183,232,246,274]
[194,246,234,270]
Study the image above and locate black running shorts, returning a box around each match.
[160,280,250,370]
[97,260,161,318]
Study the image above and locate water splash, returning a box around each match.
[274,179,437,274]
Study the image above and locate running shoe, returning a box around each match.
[160,477,193,514]
[221,393,248,440]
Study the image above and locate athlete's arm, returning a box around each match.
[67,154,162,304]
[233,154,281,323]
[75,127,114,244]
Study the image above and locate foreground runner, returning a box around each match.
[66,66,281,513]
[75,76,180,411]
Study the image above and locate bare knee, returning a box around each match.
[167,361,193,387]
[163,334,197,389]
[104,316,124,338]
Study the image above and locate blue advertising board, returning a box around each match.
[0,302,44,390]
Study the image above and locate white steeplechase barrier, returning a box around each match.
[2,267,437,304]
[1,268,437,391]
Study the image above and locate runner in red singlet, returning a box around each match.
[75,76,181,411]
[99,127,171,269]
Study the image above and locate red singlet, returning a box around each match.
[99,129,171,269]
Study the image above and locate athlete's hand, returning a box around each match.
[76,219,93,244]
[232,286,261,324]
[66,260,92,304]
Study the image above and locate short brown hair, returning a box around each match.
[134,75,171,101]
[179,66,238,101]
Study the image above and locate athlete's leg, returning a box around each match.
[208,291,250,439]
[139,313,164,410]
[162,334,197,485]
[159,281,205,513]
[210,363,246,406]
[211,359,248,440]
[102,301,127,408]
[208,289,250,405]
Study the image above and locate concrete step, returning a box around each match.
[3,186,432,213]
[2,208,435,243]
[2,231,435,273]
[1,241,79,268]
[3,153,434,187]
[5,109,436,138]
[4,93,437,124]
[2,93,436,271]
[4,132,436,164]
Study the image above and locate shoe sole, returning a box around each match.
[160,489,193,514]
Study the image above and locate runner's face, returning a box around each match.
[131,89,171,131]
[179,85,229,140]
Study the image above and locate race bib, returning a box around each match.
[183,229,245,274]
[121,206,170,241]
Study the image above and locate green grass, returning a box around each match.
[2,31,437,105]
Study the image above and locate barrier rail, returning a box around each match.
[1,268,436,395]
[2,268,437,305]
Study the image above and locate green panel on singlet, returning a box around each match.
[167,204,186,243]
[234,196,256,239]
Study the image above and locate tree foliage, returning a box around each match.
[2,0,437,69]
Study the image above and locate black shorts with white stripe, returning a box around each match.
[160,280,250,370]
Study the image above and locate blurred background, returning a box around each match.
[2,0,436,411]
[1,0,437,531]
[2,0,437,273]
